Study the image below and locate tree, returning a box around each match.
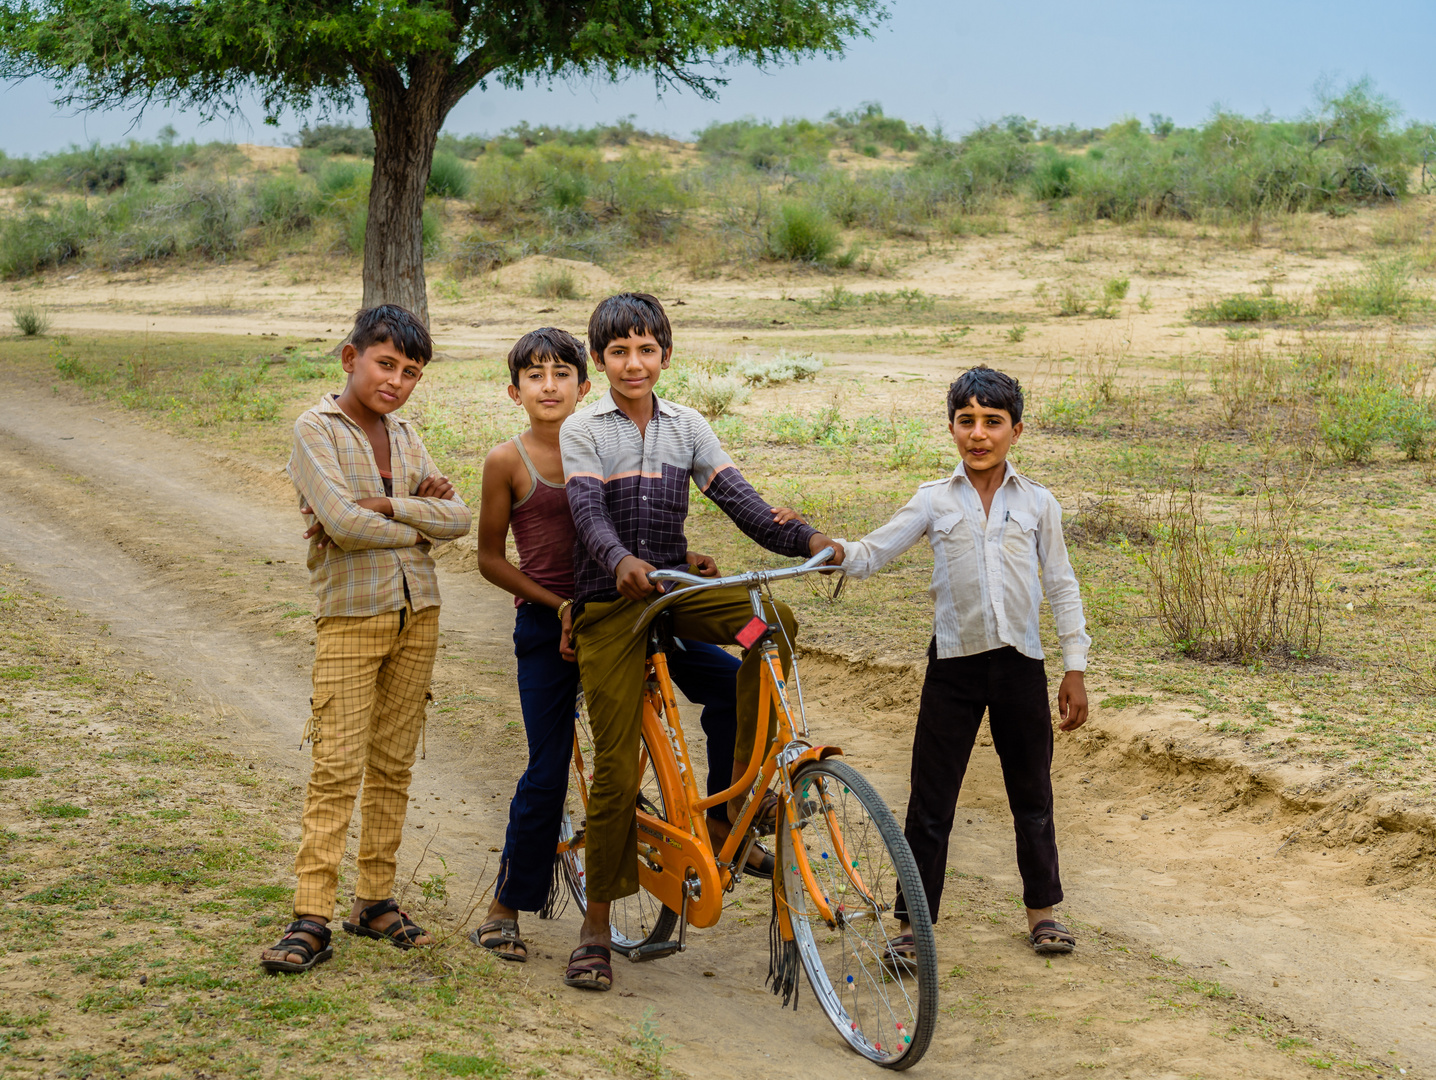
[1,0,886,324]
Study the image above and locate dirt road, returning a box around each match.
[2,379,1430,1077]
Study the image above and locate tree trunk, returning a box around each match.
[361,58,452,326]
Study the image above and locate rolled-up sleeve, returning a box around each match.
[1037,492,1091,671]
[289,417,422,552]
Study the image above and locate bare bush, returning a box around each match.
[1141,481,1323,662]
[1066,492,1154,546]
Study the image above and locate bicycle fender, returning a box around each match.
[634,815,725,928]
[786,745,844,773]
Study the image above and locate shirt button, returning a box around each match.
[641,495,647,501]
[639,540,647,545]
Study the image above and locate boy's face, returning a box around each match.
[949,395,1022,473]
[507,357,590,421]
[592,331,669,404]
[341,338,424,416]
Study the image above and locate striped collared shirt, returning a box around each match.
[560,390,817,605]
[836,461,1090,670]
[287,393,472,618]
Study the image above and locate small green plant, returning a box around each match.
[733,351,823,386]
[662,369,748,417]
[418,855,453,905]
[1189,294,1299,323]
[1318,258,1421,318]
[628,1007,676,1076]
[1104,276,1130,301]
[531,267,582,300]
[12,303,50,336]
[422,1050,509,1077]
[1006,323,1027,343]
[1319,381,1396,462]
[0,765,39,779]
[35,800,89,819]
[431,278,463,303]
[1057,284,1088,317]
[1138,290,1153,312]
[1388,393,1436,460]
[768,200,839,262]
[426,153,471,198]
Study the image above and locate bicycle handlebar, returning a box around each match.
[633,546,839,627]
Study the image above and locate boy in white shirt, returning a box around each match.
[833,365,1090,959]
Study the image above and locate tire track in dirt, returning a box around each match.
[2,382,1419,1076]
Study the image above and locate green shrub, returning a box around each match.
[1189,294,1300,323]
[733,351,824,386]
[295,123,374,157]
[427,154,471,198]
[768,201,839,262]
[531,267,582,300]
[1317,259,1421,317]
[698,117,833,172]
[1388,394,1436,460]
[252,173,321,235]
[12,303,50,336]
[316,160,371,199]
[1319,381,1397,462]
[662,369,748,417]
[0,203,94,277]
[1104,277,1131,301]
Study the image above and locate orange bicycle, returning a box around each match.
[554,549,938,1068]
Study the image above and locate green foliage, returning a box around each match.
[1189,294,1301,323]
[423,1051,509,1077]
[294,123,373,157]
[12,303,50,336]
[826,101,927,152]
[733,351,824,386]
[427,153,471,198]
[768,200,839,261]
[662,368,748,417]
[1387,394,1436,460]
[35,799,89,818]
[530,267,582,300]
[1317,258,1422,317]
[698,117,834,171]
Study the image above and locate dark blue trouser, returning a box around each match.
[495,602,741,913]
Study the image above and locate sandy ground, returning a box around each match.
[3,367,1434,1075]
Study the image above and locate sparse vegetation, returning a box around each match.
[12,302,49,336]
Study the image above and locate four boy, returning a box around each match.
[262,294,1090,983]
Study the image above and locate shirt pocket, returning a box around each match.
[931,508,965,536]
[1003,508,1041,564]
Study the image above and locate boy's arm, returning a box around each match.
[476,443,568,610]
[289,417,423,552]
[691,419,834,559]
[387,442,473,541]
[561,418,636,582]
[832,490,930,580]
[1036,492,1091,674]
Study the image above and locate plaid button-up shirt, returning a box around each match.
[287,394,472,618]
[560,391,817,605]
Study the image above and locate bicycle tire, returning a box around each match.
[557,690,678,955]
[777,759,938,1069]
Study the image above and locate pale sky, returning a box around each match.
[2,0,1433,156]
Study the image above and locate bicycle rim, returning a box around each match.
[779,760,937,1069]
[558,690,678,954]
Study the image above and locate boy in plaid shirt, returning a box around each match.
[260,305,471,974]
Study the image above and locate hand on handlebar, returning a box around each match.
[684,551,720,577]
[615,554,660,600]
[810,533,845,568]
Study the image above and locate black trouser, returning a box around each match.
[895,644,1063,922]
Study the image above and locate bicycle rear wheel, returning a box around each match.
[778,759,937,1069]
[557,690,678,955]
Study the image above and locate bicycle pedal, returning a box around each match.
[627,940,681,963]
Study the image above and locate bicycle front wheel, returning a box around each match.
[556,690,678,955]
[778,759,937,1069]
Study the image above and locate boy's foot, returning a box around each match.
[342,898,431,950]
[259,918,333,974]
[1028,919,1076,954]
[471,918,528,963]
[883,932,918,974]
[564,944,613,991]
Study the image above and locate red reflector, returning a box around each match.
[735,615,768,650]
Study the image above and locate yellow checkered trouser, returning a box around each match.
[293,601,439,918]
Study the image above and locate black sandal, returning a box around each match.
[342,899,429,950]
[260,918,333,974]
[470,918,528,963]
[564,944,613,991]
[1029,919,1076,955]
[741,841,776,880]
[751,790,780,835]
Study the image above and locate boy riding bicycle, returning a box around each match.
[472,327,775,964]
[560,293,843,991]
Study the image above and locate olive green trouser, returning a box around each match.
[573,586,796,903]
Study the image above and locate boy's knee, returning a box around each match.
[770,600,797,636]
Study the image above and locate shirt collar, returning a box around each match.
[318,392,409,430]
[593,389,678,417]
[951,459,1018,487]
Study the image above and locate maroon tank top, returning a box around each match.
[508,434,575,607]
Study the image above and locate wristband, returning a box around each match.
[556,598,573,621]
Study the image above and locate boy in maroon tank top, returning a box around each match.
[473,328,774,963]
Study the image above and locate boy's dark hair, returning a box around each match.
[947,364,1024,423]
[587,292,672,359]
[350,304,433,364]
[508,327,588,386]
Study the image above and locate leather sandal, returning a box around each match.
[470,918,528,963]
[260,918,334,974]
[1029,919,1076,954]
[342,898,429,950]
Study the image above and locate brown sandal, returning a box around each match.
[564,944,613,991]
[1029,919,1076,954]
[471,918,528,963]
[342,899,429,950]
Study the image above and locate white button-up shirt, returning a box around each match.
[836,462,1090,671]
